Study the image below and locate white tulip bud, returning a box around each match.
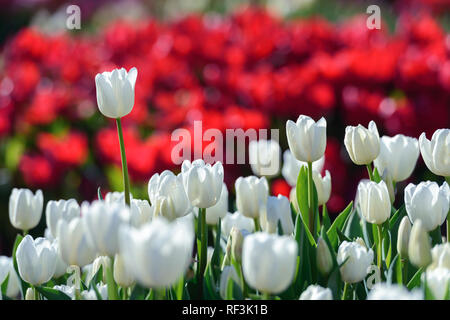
[235,176,268,219]
[357,180,391,225]
[423,267,450,300]
[261,195,294,235]
[374,134,420,182]
[286,115,327,162]
[242,233,297,294]
[249,139,281,177]
[95,67,137,118]
[344,121,380,165]
[397,216,411,259]
[9,188,43,231]
[316,237,333,276]
[408,220,432,268]
[114,254,134,288]
[405,181,449,232]
[230,227,250,263]
[312,170,331,205]
[419,129,450,177]
[299,285,333,300]
[337,240,374,284]
[46,199,80,238]
[181,160,224,208]
[282,149,325,187]
[16,235,57,285]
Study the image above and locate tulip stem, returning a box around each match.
[402,258,408,285]
[33,286,39,300]
[307,161,314,233]
[262,292,271,300]
[106,257,119,300]
[377,224,383,272]
[253,218,260,232]
[197,208,208,295]
[116,118,131,206]
[366,163,374,181]
[341,282,350,300]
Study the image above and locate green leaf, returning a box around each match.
[36,286,72,300]
[407,268,424,290]
[386,254,398,284]
[430,227,443,246]
[90,265,103,300]
[327,202,353,250]
[210,219,222,280]
[1,273,10,298]
[296,166,310,228]
[395,256,403,285]
[12,234,28,297]
[203,264,220,300]
[372,167,382,183]
[322,205,331,230]
[97,187,103,200]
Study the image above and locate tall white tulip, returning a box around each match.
[222,212,255,237]
[397,216,411,259]
[119,217,194,288]
[205,183,228,225]
[9,188,43,231]
[242,233,297,294]
[419,129,450,177]
[16,235,57,285]
[423,267,450,300]
[249,139,281,177]
[408,220,432,268]
[181,159,224,208]
[367,283,423,300]
[261,195,294,235]
[374,134,420,182]
[429,243,450,270]
[83,201,130,257]
[130,199,153,227]
[52,239,69,278]
[404,181,449,232]
[113,254,134,288]
[46,199,80,238]
[282,150,325,187]
[286,115,327,162]
[356,180,391,225]
[337,240,374,284]
[95,67,137,118]
[148,170,191,220]
[299,285,333,300]
[312,170,332,205]
[235,176,269,219]
[0,256,20,298]
[344,121,380,165]
[57,217,96,267]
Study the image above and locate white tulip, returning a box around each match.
[423,267,450,300]
[113,254,134,288]
[405,181,449,232]
[429,243,450,270]
[367,283,423,300]
[51,239,69,278]
[16,235,57,285]
[45,199,80,238]
[81,284,108,300]
[130,199,153,227]
[148,170,191,220]
[356,180,391,225]
[57,217,96,267]
[397,216,411,259]
[222,212,255,237]
[242,232,297,294]
[9,188,43,231]
[312,170,331,205]
[85,256,110,285]
[0,256,20,298]
[260,195,294,235]
[235,176,269,219]
[344,120,380,165]
[53,285,75,299]
[419,129,450,177]
[337,240,374,284]
[249,139,281,177]
[95,67,137,118]
[374,134,420,182]
[299,285,333,300]
[219,265,241,299]
[181,159,224,208]
[286,115,327,162]
[316,237,333,276]
[205,183,228,225]
[119,217,194,288]
[282,150,325,187]
[104,191,133,205]
[83,201,130,257]
[408,220,432,268]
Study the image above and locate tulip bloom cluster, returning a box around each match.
[1,67,449,299]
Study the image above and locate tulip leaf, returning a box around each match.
[389,205,406,230]
[343,211,363,240]
[97,187,103,200]
[210,219,222,281]
[203,264,220,300]
[296,166,310,228]
[386,254,399,284]
[90,265,103,300]
[12,234,29,298]
[430,227,443,246]
[322,205,331,230]
[174,276,184,300]
[327,202,353,250]
[1,273,10,298]
[395,256,403,285]
[36,286,72,300]
[129,284,147,300]
[372,167,382,183]
[293,214,313,294]
[407,267,424,290]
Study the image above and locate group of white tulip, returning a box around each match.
[1,66,449,301]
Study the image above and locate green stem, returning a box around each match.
[106,257,119,300]
[33,286,39,300]
[122,287,128,300]
[253,218,260,232]
[366,163,374,181]
[377,224,383,273]
[196,208,208,296]
[262,292,271,300]
[341,282,349,300]
[116,118,131,206]
[307,162,314,233]
[402,258,408,285]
